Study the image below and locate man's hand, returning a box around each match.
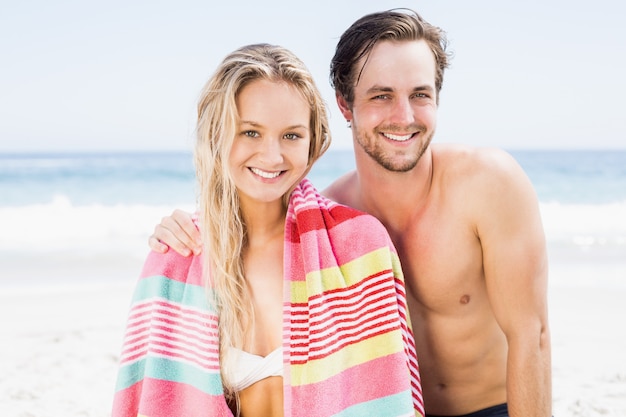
[148,209,202,257]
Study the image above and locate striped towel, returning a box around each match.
[112,178,424,417]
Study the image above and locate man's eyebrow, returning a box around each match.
[365,85,435,95]
[365,85,393,95]
[414,85,435,94]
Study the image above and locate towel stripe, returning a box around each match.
[287,332,408,384]
[113,377,231,417]
[288,279,404,361]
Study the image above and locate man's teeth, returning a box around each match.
[251,168,281,179]
[383,133,413,142]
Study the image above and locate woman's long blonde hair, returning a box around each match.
[194,43,331,401]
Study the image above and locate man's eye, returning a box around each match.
[413,92,431,99]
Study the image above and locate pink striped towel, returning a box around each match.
[112,178,424,416]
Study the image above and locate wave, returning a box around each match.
[2,195,624,253]
[1,195,623,289]
[0,195,194,255]
[540,201,626,242]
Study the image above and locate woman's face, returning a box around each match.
[229,79,311,209]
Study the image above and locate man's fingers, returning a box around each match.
[148,234,171,254]
[150,229,193,257]
[150,215,195,257]
[172,209,203,249]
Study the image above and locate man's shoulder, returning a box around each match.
[321,170,357,206]
[431,144,532,212]
[433,144,535,216]
[433,143,519,177]
[433,143,512,161]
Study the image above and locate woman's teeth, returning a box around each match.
[251,168,281,178]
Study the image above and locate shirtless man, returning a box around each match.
[149,10,551,417]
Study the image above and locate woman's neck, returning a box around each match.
[241,200,287,246]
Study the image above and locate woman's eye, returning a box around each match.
[243,130,259,138]
[284,133,301,140]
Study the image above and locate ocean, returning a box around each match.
[1,149,625,287]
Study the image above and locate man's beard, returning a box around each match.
[355,126,433,172]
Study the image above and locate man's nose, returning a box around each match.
[390,98,415,125]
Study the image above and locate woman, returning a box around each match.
[112,43,424,417]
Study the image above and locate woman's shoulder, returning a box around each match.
[140,249,205,287]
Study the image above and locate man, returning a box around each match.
[149,10,551,417]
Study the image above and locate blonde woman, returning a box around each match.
[112,43,424,417]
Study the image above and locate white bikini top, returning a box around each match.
[227,346,283,392]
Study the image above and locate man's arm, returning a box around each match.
[477,150,552,417]
[148,209,202,257]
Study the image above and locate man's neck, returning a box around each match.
[355,147,434,232]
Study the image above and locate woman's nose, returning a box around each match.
[258,137,283,165]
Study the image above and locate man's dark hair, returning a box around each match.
[330,9,450,105]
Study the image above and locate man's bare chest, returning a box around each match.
[391,214,484,311]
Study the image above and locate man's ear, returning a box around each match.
[335,93,353,122]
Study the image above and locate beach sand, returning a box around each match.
[1,257,625,416]
[549,264,626,416]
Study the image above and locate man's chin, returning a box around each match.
[370,152,419,172]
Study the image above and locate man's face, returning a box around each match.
[344,39,438,172]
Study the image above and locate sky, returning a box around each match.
[1,0,625,153]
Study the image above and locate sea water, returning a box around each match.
[1,149,624,287]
